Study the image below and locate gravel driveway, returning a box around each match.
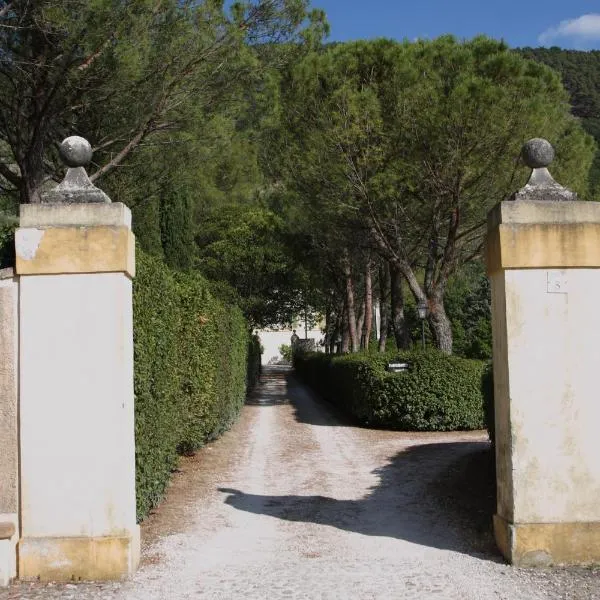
[3,366,599,599]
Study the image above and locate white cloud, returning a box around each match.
[538,13,600,45]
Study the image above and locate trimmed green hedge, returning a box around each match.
[294,350,487,431]
[247,334,262,392]
[134,249,257,520]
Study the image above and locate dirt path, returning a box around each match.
[4,366,599,599]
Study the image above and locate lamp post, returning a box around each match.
[417,299,428,349]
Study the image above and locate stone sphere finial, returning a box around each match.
[41,135,110,203]
[510,136,576,201]
[521,138,555,169]
[59,136,93,168]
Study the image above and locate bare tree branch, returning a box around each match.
[90,121,171,182]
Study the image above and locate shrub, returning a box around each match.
[247,334,262,390]
[279,343,292,363]
[134,248,252,520]
[294,350,486,431]
[375,352,486,430]
[293,351,333,397]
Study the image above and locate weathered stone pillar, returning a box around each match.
[15,137,139,581]
[487,138,600,566]
[0,267,19,586]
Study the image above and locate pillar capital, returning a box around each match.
[486,201,600,274]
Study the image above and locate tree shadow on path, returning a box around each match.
[219,441,499,561]
[239,365,498,560]
[245,366,291,407]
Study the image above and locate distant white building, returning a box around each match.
[257,327,324,365]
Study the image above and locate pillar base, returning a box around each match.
[494,514,600,566]
[18,528,139,581]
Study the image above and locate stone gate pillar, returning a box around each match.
[0,267,19,586]
[15,137,139,581]
[487,138,600,566]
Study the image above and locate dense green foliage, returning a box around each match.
[133,248,257,520]
[4,15,597,348]
[267,37,595,353]
[294,350,487,431]
[384,262,493,360]
[196,205,309,326]
[247,334,263,392]
[0,0,328,329]
[160,189,195,272]
[445,263,492,360]
[279,343,293,363]
[0,0,327,203]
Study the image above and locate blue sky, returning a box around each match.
[314,1,600,50]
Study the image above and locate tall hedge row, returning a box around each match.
[134,249,258,520]
[293,351,487,431]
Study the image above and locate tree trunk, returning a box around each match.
[356,299,366,349]
[378,263,390,352]
[324,306,331,354]
[330,318,339,354]
[332,301,343,354]
[364,259,373,351]
[342,257,359,352]
[20,143,45,203]
[428,290,453,354]
[341,301,350,353]
[390,263,411,350]
[368,214,457,355]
